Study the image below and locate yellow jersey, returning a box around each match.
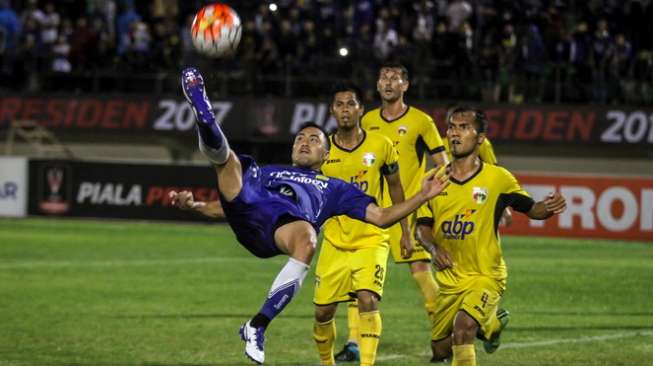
[361,106,445,202]
[416,162,534,293]
[443,138,498,165]
[321,131,399,250]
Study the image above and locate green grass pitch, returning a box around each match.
[1,218,652,366]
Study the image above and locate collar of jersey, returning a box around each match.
[330,130,367,152]
[450,161,484,185]
[379,105,410,123]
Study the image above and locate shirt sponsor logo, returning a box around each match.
[271,171,329,190]
[473,187,488,204]
[441,209,476,239]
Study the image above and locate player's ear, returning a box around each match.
[401,80,409,92]
[477,132,486,145]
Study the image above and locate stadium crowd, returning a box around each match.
[1,0,652,104]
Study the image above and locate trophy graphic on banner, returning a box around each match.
[39,165,71,214]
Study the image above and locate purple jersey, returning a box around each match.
[219,155,375,258]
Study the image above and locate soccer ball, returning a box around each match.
[191,3,242,57]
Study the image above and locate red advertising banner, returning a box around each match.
[503,173,653,241]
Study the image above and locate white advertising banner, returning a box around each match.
[0,156,28,217]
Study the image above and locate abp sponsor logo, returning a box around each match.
[441,209,477,240]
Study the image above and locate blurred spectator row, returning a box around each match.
[2,0,653,105]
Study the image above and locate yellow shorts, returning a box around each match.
[431,276,504,341]
[313,240,389,305]
[389,213,431,263]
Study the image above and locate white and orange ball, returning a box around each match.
[191,3,242,57]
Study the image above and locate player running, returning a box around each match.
[416,106,566,366]
[177,67,450,365]
[313,83,406,366]
[334,62,448,362]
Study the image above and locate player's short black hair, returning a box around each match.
[295,121,331,150]
[379,61,409,82]
[447,105,488,134]
[331,82,364,106]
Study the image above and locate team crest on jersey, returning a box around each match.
[472,187,488,204]
[398,125,408,136]
[362,152,376,167]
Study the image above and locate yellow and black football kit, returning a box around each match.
[314,131,398,305]
[416,162,535,341]
[362,106,445,263]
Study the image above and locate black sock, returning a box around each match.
[250,313,271,329]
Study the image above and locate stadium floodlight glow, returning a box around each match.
[338,47,349,57]
[269,3,278,12]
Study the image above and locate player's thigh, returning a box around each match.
[431,292,464,341]
[459,277,503,338]
[313,240,355,305]
[388,217,432,263]
[215,151,243,201]
[350,245,390,300]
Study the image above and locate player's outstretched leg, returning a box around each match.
[180,66,230,165]
[483,308,510,354]
[239,222,315,364]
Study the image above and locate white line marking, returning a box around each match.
[376,330,653,361]
[0,256,274,269]
[502,329,653,349]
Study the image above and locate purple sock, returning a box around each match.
[257,258,309,326]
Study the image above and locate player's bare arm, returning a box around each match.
[416,224,453,270]
[169,190,224,218]
[365,168,450,228]
[385,170,413,258]
[527,192,567,220]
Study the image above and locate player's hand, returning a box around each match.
[430,246,453,271]
[400,233,414,259]
[499,207,513,227]
[421,166,450,200]
[169,190,205,211]
[543,192,566,215]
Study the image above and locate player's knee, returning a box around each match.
[356,290,379,312]
[315,305,336,323]
[452,315,478,343]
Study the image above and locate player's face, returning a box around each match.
[377,67,408,103]
[291,126,329,169]
[331,91,364,130]
[447,112,485,159]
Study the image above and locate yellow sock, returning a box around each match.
[359,311,382,366]
[313,318,336,366]
[412,270,439,325]
[346,301,360,344]
[452,344,476,366]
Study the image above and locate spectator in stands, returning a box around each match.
[446,0,472,33]
[0,0,21,76]
[116,0,141,55]
[519,23,547,103]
